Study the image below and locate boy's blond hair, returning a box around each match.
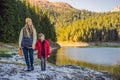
[38,33,45,37]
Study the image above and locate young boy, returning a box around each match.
[35,33,50,71]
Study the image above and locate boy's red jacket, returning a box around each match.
[35,40,50,58]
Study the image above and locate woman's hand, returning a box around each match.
[32,46,35,50]
[20,47,22,50]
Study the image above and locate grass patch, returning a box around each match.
[0,53,12,58]
[0,50,12,58]
[11,53,17,55]
[0,61,25,66]
[110,65,120,79]
[0,50,7,54]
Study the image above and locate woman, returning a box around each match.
[19,18,37,71]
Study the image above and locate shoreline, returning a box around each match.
[0,42,118,79]
[0,63,113,80]
[57,42,120,47]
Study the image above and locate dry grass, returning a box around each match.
[57,42,89,47]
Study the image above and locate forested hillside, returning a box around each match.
[34,0,120,42]
[0,0,120,43]
[0,0,56,43]
[56,12,120,42]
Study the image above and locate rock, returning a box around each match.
[0,68,4,73]
[8,68,18,76]
[0,64,113,80]
[0,78,10,80]
[49,40,61,49]
[96,76,105,80]
[63,65,82,69]
[0,64,18,77]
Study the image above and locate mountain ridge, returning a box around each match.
[28,0,73,10]
[111,5,120,12]
[29,0,120,12]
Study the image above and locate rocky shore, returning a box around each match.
[0,64,113,80]
[0,43,114,80]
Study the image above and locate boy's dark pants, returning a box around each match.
[41,55,46,71]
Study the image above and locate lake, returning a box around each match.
[48,47,120,67]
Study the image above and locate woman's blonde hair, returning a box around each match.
[24,18,35,38]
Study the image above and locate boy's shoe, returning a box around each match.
[31,67,34,71]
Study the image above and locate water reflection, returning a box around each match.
[63,47,120,65]
[48,47,120,71]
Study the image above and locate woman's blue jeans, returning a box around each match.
[22,47,34,70]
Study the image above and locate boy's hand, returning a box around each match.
[48,55,50,58]
[45,58,47,61]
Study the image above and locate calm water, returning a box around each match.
[48,47,120,66]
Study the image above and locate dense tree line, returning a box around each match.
[40,6,120,42]
[45,8,96,28]
[0,0,120,43]
[56,12,120,42]
[0,0,56,43]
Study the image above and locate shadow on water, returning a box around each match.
[48,50,58,65]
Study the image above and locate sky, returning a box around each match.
[48,0,120,12]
